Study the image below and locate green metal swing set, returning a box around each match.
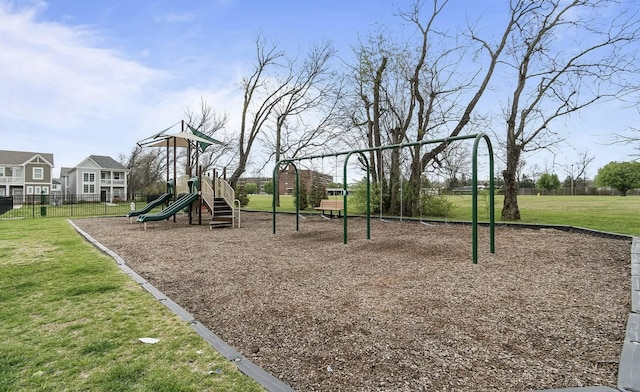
[272,133,496,264]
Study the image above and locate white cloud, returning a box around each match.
[0,2,245,176]
[0,4,167,129]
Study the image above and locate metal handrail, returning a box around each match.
[214,177,235,207]
[201,177,214,212]
[233,198,241,228]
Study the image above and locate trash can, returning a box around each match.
[40,191,46,216]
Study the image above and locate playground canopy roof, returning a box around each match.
[137,123,223,152]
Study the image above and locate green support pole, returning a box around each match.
[273,133,495,263]
[343,157,348,244]
[272,163,279,234]
[472,143,479,265]
[472,133,496,264]
[294,166,299,231]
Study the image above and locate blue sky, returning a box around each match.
[1,0,637,179]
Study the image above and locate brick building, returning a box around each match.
[278,164,332,195]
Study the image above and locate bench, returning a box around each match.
[314,199,344,218]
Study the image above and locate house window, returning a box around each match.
[113,189,122,197]
[42,187,49,194]
[0,167,4,177]
[114,172,121,180]
[33,167,44,180]
[34,186,41,194]
[83,172,96,194]
[26,186,33,195]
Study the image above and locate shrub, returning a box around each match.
[245,183,258,194]
[262,181,273,195]
[351,180,381,214]
[308,176,327,208]
[293,179,309,210]
[235,185,249,207]
[421,194,457,218]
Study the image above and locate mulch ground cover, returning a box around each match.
[73,212,631,391]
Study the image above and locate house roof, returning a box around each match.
[88,155,127,170]
[60,167,73,176]
[0,150,54,166]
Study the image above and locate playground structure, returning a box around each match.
[126,179,174,223]
[136,177,200,229]
[135,121,240,229]
[272,133,495,264]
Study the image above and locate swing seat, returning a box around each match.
[315,199,344,218]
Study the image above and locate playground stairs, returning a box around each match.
[209,197,234,228]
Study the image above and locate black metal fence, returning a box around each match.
[0,194,150,219]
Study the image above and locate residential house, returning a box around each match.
[0,150,54,202]
[61,155,129,202]
[50,178,63,205]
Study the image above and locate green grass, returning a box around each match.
[0,218,263,392]
[245,193,640,237]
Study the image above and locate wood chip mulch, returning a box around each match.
[73,212,631,392]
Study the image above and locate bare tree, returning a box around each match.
[226,37,290,188]
[436,143,472,191]
[500,0,640,220]
[345,0,525,216]
[257,41,343,205]
[572,149,596,194]
[183,98,234,176]
[119,146,165,197]
[614,111,640,157]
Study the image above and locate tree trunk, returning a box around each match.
[387,148,402,215]
[407,164,422,217]
[501,168,520,220]
[501,147,521,220]
[228,156,247,190]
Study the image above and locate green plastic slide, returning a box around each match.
[127,193,172,218]
[137,193,199,223]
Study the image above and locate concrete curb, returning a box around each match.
[531,388,619,392]
[68,219,295,392]
[618,237,640,392]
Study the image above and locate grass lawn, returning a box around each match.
[0,218,263,392]
[246,193,640,237]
